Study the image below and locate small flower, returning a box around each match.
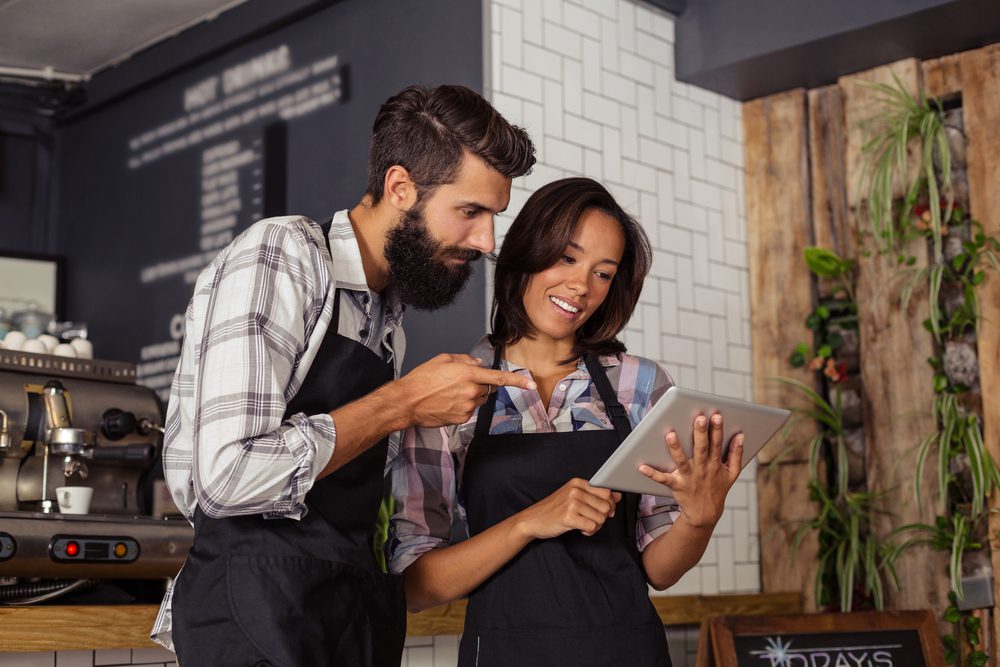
[809,356,824,371]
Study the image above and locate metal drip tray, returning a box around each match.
[0,511,192,579]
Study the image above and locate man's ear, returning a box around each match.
[383,165,418,211]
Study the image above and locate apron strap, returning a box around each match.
[473,345,504,439]
[583,354,632,440]
[583,353,641,548]
[319,218,343,331]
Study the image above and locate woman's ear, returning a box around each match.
[383,165,418,211]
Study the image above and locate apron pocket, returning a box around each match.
[227,555,374,667]
[469,623,671,667]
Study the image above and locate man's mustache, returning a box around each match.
[439,247,483,262]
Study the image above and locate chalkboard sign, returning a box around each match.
[699,610,944,667]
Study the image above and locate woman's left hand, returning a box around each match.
[637,412,743,528]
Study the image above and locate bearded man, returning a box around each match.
[151,84,537,667]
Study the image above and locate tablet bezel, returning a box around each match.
[589,386,791,497]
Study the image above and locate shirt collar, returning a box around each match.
[471,336,622,376]
[326,209,405,324]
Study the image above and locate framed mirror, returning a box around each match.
[0,251,65,321]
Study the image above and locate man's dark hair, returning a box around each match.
[367,85,535,202]
[489,177,652,361]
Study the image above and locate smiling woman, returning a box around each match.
[388,177,747,667]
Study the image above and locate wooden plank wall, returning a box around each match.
[839,59,951,616]
[743,89,819,610]
[961,41,1000,653]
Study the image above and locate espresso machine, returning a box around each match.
[0,348,192,602]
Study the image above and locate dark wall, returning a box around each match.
[676,0,1000,100]
[51,0,484,398]
[0,132,42,253]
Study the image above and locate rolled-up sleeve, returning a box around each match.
[180,219,335,520]
[387,424,462,574]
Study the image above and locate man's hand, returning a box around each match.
[391,354,537,428]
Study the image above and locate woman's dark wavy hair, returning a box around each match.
[489,177,652,361]
[367,84,536,202]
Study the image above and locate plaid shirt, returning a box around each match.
[388,338,682,576]
[153,210,405,649]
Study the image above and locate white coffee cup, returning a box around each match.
[56,486,93,514]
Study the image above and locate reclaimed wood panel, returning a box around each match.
[744,88,818,466]
[961,41,1000,652]
[743,88,820,609]
[922,53,964,100]
[840,59,950,616]
[808,85,853,279]
[756,462,820,611]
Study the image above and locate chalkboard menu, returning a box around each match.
[53,0,484,402]
[700,611,944,667]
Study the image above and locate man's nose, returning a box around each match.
[467,216,497,255]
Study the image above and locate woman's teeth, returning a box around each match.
[549,296,580,314]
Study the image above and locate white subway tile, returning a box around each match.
[623,159,657,193]
[714,370,748,398]
[679,310,711,340]
[523,0,544,44]
[501,7,524,68]
[585,147,603,178]
[689,127,706,179]
[619,50,655,83]
[563,57,584,115]
[582,37,602,92]
[660,225,691,255]
[503,65,543,102]
[562,2,602,39]
[434,635,460,664]
[94,649,131,666]
[544,136,584,172]
[649,249,676,280]
[0,653,54,667]
[709,263,743,293]
[600,17,620,71]
[131,647,177,664]
[647,7,676,43]
[697,341,714,390]
[406,646,434,667]
[543,80,564,137]
[542,0,562,23]
[564,114,603,148]
[544,21,582,59]
[676,256,694,309]
[523,44,562,81]
[580,0,617,20]
[724,239,748,269]
[638,136,671,172]
[673,150,690,202]
[658,279,679,335]
[655,171,675,224]
[643,304,662,359]
[693,285,726,317]
[660,334,696,365]
[637,84,656,138]
[687,84,722,109]
[735,563,761,592]
[57,651,92,667]
[521,99,545,139]
[704,108,721,158]
[635,30,671,63]
[674,201,707,233]
[583,90,620,129]
[620,105,639,159]
[672,96,703,127]
[601,126,622,182]
[616,0,636,50]
[699,564,720,595]
[707,210,725,263]
[711,315,728,369]
[601,70,637,106]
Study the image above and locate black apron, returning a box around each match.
[457,349,671,667]
[172,222,406,667]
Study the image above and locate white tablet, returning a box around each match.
[589,386,791,497]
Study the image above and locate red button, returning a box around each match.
[65,541,79,557]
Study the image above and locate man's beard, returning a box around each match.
[384,205,482,311]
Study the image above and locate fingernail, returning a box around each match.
[527,381,537,390]
[712,414,722,425]
[697,416,707,428]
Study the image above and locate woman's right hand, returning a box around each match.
[515,478,622,539]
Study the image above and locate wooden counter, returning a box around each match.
[0,593,801,651]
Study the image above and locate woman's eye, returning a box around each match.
[561,255,576,264]
[597,271,613,281]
